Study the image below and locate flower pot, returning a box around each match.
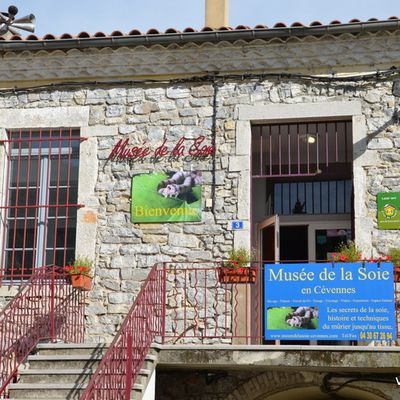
[218,267,257,284]
[70,274,92,291]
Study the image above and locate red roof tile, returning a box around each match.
[3,16,399,42]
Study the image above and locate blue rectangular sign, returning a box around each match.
[264,262,396,341]
[231,221,244,230]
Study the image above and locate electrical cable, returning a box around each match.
[322,372,398,398]
[0,67,400,95]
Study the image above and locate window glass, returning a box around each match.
[2,128,80,279]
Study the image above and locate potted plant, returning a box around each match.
[65,256,93,291]
[333,241,397,281]
[388,248,400,282]
[332,241,362,262]
[218,247,257,284]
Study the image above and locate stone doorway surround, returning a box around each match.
[233,101,368,341]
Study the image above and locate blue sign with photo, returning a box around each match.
[264,262,396,341]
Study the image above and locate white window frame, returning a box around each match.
[0,107,92,284]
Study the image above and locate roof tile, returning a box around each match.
[2,16,400,42]
[77,31,90,38]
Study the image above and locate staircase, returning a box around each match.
[7,343,157,400]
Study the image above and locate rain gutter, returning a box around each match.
[0,19,399,52]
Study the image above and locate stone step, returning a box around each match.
[26,354,103,370]
[35,342,108,356]
[8,382,144,400]
[10,343,158,400]
[18,369,93,384]
[26,353,157,370]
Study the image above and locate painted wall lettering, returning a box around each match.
[108,136,215,162]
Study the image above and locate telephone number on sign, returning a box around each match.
[359,331,393,340]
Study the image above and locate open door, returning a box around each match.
[256,215,280,344]
[257,215,280,263]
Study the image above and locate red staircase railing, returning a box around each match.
[80,265,165,400]
[0,266,85,397]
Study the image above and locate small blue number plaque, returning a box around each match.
[231,221,244,230]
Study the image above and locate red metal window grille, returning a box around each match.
[252,120,353,178]
[0,128,84,284]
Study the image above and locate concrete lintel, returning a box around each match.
[0,106,90,128]
[237,101,362,122]
[156,346,400,372]
[81,125,118,138]
[156,344,400,352]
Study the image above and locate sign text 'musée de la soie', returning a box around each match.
[108,136,215,161]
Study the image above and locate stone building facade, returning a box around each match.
[0,16,400,399]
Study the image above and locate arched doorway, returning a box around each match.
[224,372,390,400]
[263,386,387,400]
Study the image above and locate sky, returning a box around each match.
[3,0,400,37]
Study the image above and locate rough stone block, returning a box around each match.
[86,89,107,105]
[367,138,393,150]
[108,292,134,304]
[166,87,190,99]
[105,105,125,118]
[102,279,121,291]
[111,255,137,269]
[120,244,160,255]
[168,233,199,248]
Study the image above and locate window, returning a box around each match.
[252,120,352,178]
[0,128,81,282]
[273,179,352,215]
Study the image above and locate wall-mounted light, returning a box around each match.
[300,134,317,144]
[307,135,316,144]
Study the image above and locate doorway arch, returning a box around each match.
[224,371,389,400]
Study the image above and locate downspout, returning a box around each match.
[211,77,219,215]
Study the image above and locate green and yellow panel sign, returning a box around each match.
[131,172,202,223]
[377,192,400,230]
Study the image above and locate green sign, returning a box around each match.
[131,172,202,223]
[377,192,400,230]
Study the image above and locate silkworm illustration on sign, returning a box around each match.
[131,171,203,223]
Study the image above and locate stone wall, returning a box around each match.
[0,77,399,341]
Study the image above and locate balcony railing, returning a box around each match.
[161,261,400,344]
[83,261,400,399]
[0,266,85,397]
[161,261,261,343]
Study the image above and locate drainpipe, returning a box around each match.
[205,0,229,28]
[1,20,400,52]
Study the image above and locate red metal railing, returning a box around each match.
[161,261,400,344]
[161,261,261,343]
[0,266,85,397]
[81,266,164,400]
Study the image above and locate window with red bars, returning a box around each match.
[251,120,353,178]
[0,128,83,283]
